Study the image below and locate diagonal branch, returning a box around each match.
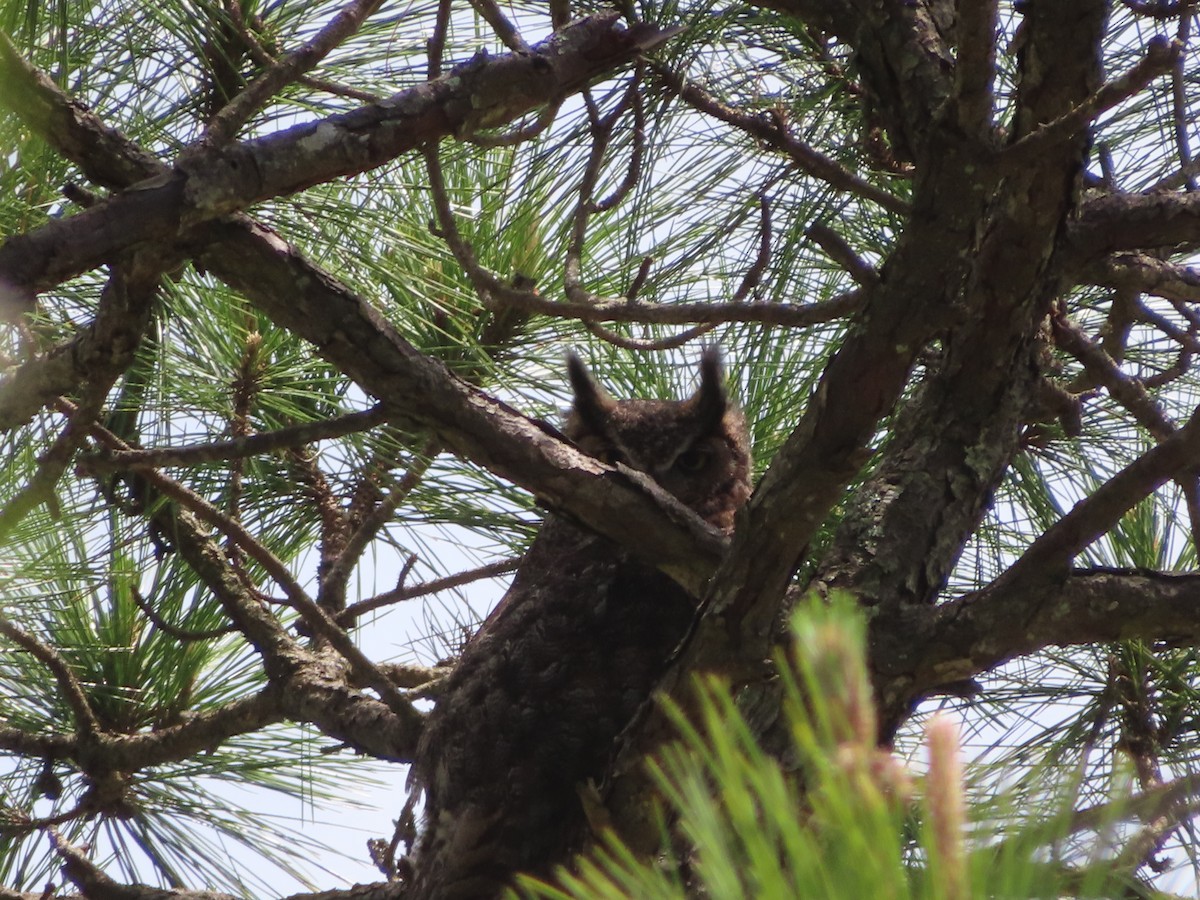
[0,14,678,317]
[0,27,727,603]
[0,616,100,737]
[204,0,386,144]
[651,62,909,216]
[197,218,729,596]
[79,405,387,472]
[996,406,1200,592]
[1004,35,1178,165]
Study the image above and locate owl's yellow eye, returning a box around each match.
[674,445,712,473]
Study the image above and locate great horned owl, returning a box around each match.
[407,350,752,899]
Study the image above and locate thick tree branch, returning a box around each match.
[160,498,423,760]
[1004,35,1178,165]
[953,0,999,136]
[1084,252,1200,303]
[0,28,726,605]
[1070,191,1200,259]
[196,219,728,595]
[906,569,1200,696]
[0,14,676,317]
[0,31,163,189]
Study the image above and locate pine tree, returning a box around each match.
[2,0,1200,896]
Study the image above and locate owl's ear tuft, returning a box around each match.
[691,347,728,431]
[567,352,617,431]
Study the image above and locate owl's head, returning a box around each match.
[565,350,752,533]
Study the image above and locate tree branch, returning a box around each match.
[204,0,386,144]
[0,27,727,605]
[953,0,999,136]
[911,569,1200,695]
[0,14,678,317]
[79,405,387,472]
[996,406,1200,591]
[1004,35,1178,165]
[195,219,728,595]
[1070,191,1200,260]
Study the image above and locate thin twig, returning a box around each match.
[731,192,773,302]
[1136,301,1200,352]
[806,222,879,287]
[0,397,98,546]
[72,404,315,614]
[423,144,488,291]
[625,256,654,301]
[205,0,386,144]
[651,62,909,217]
[80,405,386,473]
[1053,314,1176,441]
[320,438,441,610]
[583,191,772,349]
[427,0,453,79]
[130,587,236,642]
[466,98,562,147]
[0,616,101,737]
[340,557,521,624]
[289,444,350,609]
[1170,14,1196,190]
[564,83,638,302]
[591,66,646,213]
[585,321,717,351]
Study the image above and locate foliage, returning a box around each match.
[518,597,1161,900]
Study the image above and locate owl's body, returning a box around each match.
[408,352,751,899]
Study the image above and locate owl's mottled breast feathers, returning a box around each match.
[407,352,751,899]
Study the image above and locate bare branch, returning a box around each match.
[806,222,879,286]
[997,408,1200,591]
[340,558,521,625]
[652,62,909,217]
[954,0,999,136]
[204,0,385,143]
[484,284,864,329]
[1084,252,1200,303]
[911,569,1200,697]
[319,438,441,611]
[1052,313,1176,441]
[130,587,237,642]
[0,254,162,432]
[467,0,531,53]
[0,617,100,737]
[80,405,387,472]
[1004,36,1179,166]
[0,14,680,316]
[1071,191,1200,259]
